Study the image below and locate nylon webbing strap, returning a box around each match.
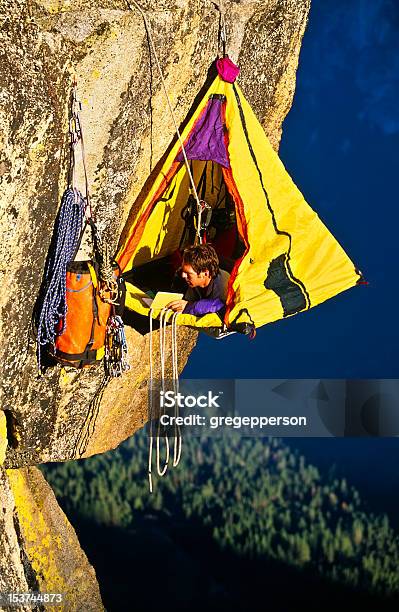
[69,82,93,222]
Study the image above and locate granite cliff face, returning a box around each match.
[0,0,310,605]
[0,466,103,610]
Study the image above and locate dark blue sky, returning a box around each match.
[184,0,399,379]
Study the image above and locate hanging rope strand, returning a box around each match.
[148,307,154,492]
[148,307,182,489]
[125,1,202,213]
[171,311,182,466]
[156,307,170,477]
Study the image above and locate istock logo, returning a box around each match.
[160,390,222,409]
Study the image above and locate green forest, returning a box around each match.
[41,432,399,606]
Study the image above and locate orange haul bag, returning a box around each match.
[52,261,111,368]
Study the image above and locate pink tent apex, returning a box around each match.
[216,56,240,83]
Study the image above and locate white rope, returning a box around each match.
[159,307,167,388]
[196,204,203,245]
[148,307,170,491]
[125,0,202,214]
[156,308,170,478]
[148,307,154,492]
[148,307,182,490]
[171,311,182,466]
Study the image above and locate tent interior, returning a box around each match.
[121,158,243,334]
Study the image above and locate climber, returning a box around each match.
[167,244,226,316]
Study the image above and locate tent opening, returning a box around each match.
[122,158,244,335]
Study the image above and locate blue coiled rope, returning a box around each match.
[36,187,85,369]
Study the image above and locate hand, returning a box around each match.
[166,299,188,312]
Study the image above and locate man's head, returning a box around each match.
[181,244,219,288]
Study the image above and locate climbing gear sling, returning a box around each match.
[35,81,128,374]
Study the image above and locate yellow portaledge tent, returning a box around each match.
[117,58,363,337]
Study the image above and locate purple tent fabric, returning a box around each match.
[176,97,230,168]
[183,298,225,316]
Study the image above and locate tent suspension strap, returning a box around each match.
[220,12,227,57]
[70,80,94,222]
[211,1,227,57]
[125,1,202,214]
[69,81,101,256]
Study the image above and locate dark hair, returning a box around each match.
[182,244,219,279]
